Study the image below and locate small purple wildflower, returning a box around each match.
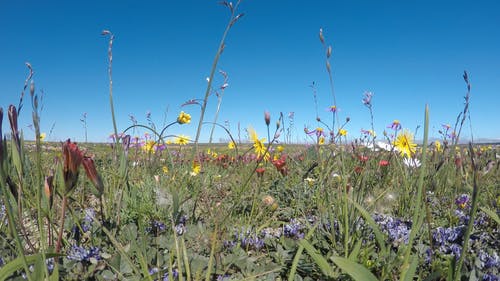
[455,194,470,209]
[283,219,305,240]
[362,91,373,107]
[147,220,167,234]
[482,273,499,281]
[67,245,101,262]
[373,214,411,246]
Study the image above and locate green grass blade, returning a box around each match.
[330,256,379,281]
[297,239,335,277]
[288,224,319,281]
[348,198,388,257]
[0,253,59,281]
[401,255,418,281]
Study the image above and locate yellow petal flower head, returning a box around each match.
[39,132,46,141]
[142,140,156,153]
[177,111,191,125]
[434,140,442,152]
[228,141,236,150]
[338,129,348,137]
[191,160,201,176]
[318,136,325,145]
[394,129,417,158]
[175,135,190,145]
[248,126,270,161]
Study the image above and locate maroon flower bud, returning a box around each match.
[62,139,83,193]
[82,156,104,195]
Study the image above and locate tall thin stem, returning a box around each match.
[194,1,242,150]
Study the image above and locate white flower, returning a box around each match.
[371,141,392,152]
[403,157,421,168]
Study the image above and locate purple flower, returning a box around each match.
[455,194,470,209]
[362,91,373,106]
[283,219,305,240]
[67,245,101,262]
[482,273,499,281]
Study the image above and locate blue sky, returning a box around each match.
[1,0,499,143]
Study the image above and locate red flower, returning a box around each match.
[82,156,104,194]
[62,139,84,193]
[379,160,390,167]
[354,166,363,174]
[272,155,288,176]
[256,167,265,177]
[358,155,369,163]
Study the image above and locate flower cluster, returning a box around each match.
[67,245,101,262]
[432,226,465,259]
[283,219,305,240]
[373,213,412,247]
[146,220,167,234]
[82,208,95,233]
[224,227,265,251]
[175,215,188,236]
[148,267,179,281]
[176,111,191,124]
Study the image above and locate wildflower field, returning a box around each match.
[1,2,499,281]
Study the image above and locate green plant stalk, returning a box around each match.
[400,105,429,279]
[208,94,223,144]
[105,32,120,152]
[55,196,68,255]
[194,2,241,150]
[204,224,218,281]
[180,238,192,281]
[172,219,185,281]
[453,143,480,281]
[0,190,33,281]
[32,98,50,279]
[288,224,318,281]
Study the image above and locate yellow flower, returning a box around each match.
[175,135,190,145]
[318,136,325,145]
[304,177,316,187]
[394,129,417,158]
[177,111,191,124]
[434,140,442,152]
[276,145,284,152]
[228,141,236,150]
[39,132,46,141]
[142,140,156,153]
[338,129,348,136]
[248,127,270,161]
[207,148,217,158]
[162,166,169,174]
[191,161,201,175]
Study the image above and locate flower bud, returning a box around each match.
[82,156,104,195]
[264,111,271,126]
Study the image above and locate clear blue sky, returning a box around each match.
[1,0,499,143]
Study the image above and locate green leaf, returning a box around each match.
[348,239,363,261]
[0,253,60,281]
[297,239,335,277]
[400,255,418,281]
[330,256,379,281]
[480,206,500,225]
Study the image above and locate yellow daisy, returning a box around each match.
[394,129,417,158]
